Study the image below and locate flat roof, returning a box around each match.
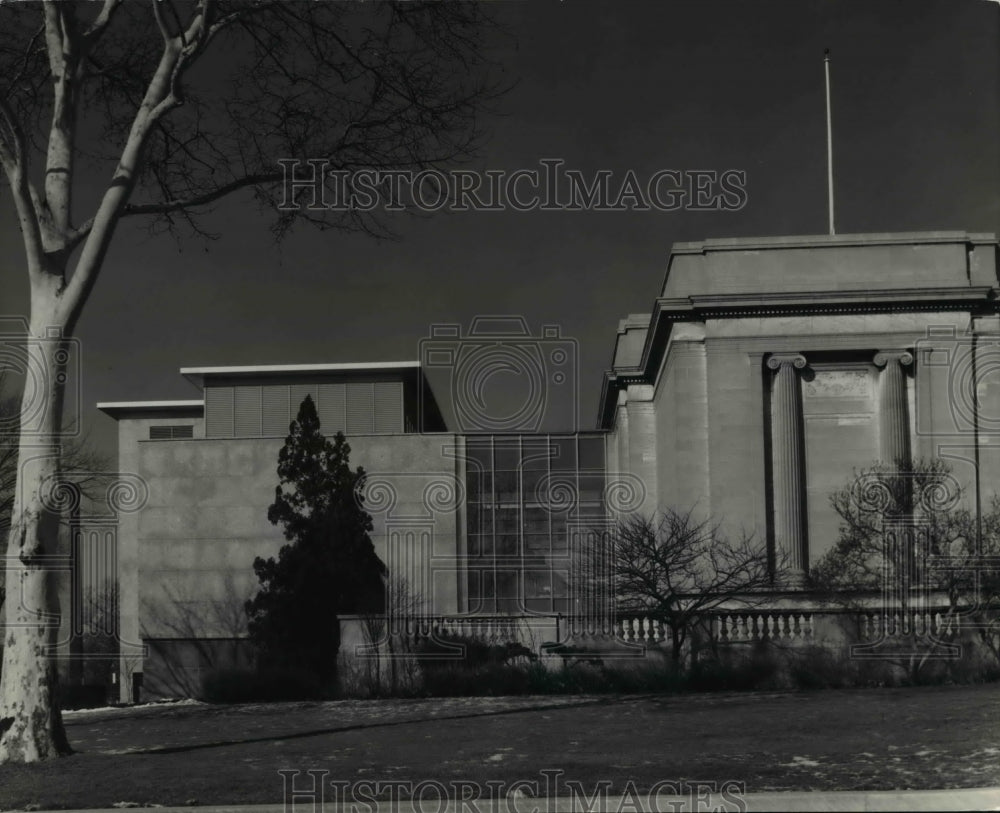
[97,400,204,417]
[180,361,421,384]
[671,230,998,254]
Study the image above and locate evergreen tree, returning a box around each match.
[245,395,385,687]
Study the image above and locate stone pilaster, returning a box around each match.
[874,350,913,469]
[768,353,808,587]
[625,384,657,518]
[615,389,630,476]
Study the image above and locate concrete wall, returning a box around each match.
[127,429,463,696]
[116,412,204,701]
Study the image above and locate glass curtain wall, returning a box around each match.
[465,434,606,614]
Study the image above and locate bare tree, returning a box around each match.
[0,1,507,761]
[608,509,775,663]
[76,580,119,688]
[357,573,425,697]
[140,575,252,700]
[811,459,1000,676]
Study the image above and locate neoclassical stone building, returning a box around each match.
[599,231,1000,581]
[92,230,1000,698]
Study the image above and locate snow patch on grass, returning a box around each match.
[63,698,203,717]
[783,755,821,768]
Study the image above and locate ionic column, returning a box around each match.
[768,353,808,587]
[874,350,913,469]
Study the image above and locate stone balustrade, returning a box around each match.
[343,606,965,654]
[859,610,956,640]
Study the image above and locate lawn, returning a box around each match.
[0,684,998,809]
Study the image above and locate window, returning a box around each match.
[149,425,194,440]
[205,379,404,437]
[464,434,607,615]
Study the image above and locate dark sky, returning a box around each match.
[2,0,999,460]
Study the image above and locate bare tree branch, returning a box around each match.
[599,509,777,662]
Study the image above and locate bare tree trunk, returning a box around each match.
[0,304,72,761]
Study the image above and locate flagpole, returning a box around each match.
[825,49,835,235]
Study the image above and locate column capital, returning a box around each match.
[874,349,913,368]
[767,352,807,371]
[625,383,656,402]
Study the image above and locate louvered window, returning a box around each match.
[205,387,234,438]
[234,386,262,437]
[206,378,405,438]
[346,382,374,434]
[374,381,402,433]
[318,383,346,433]
[149,425,194,440]
[262,386,290,436]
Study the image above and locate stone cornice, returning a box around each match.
[597,284,998,429]
[686,286,994,316]
[670,230,998,255]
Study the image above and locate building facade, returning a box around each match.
[95,230,1000,698]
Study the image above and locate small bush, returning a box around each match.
[786,646,854,690]
[200,667,324,703]
[59,684,111,710]
[688,646,783,692]
[416,636,535,670]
